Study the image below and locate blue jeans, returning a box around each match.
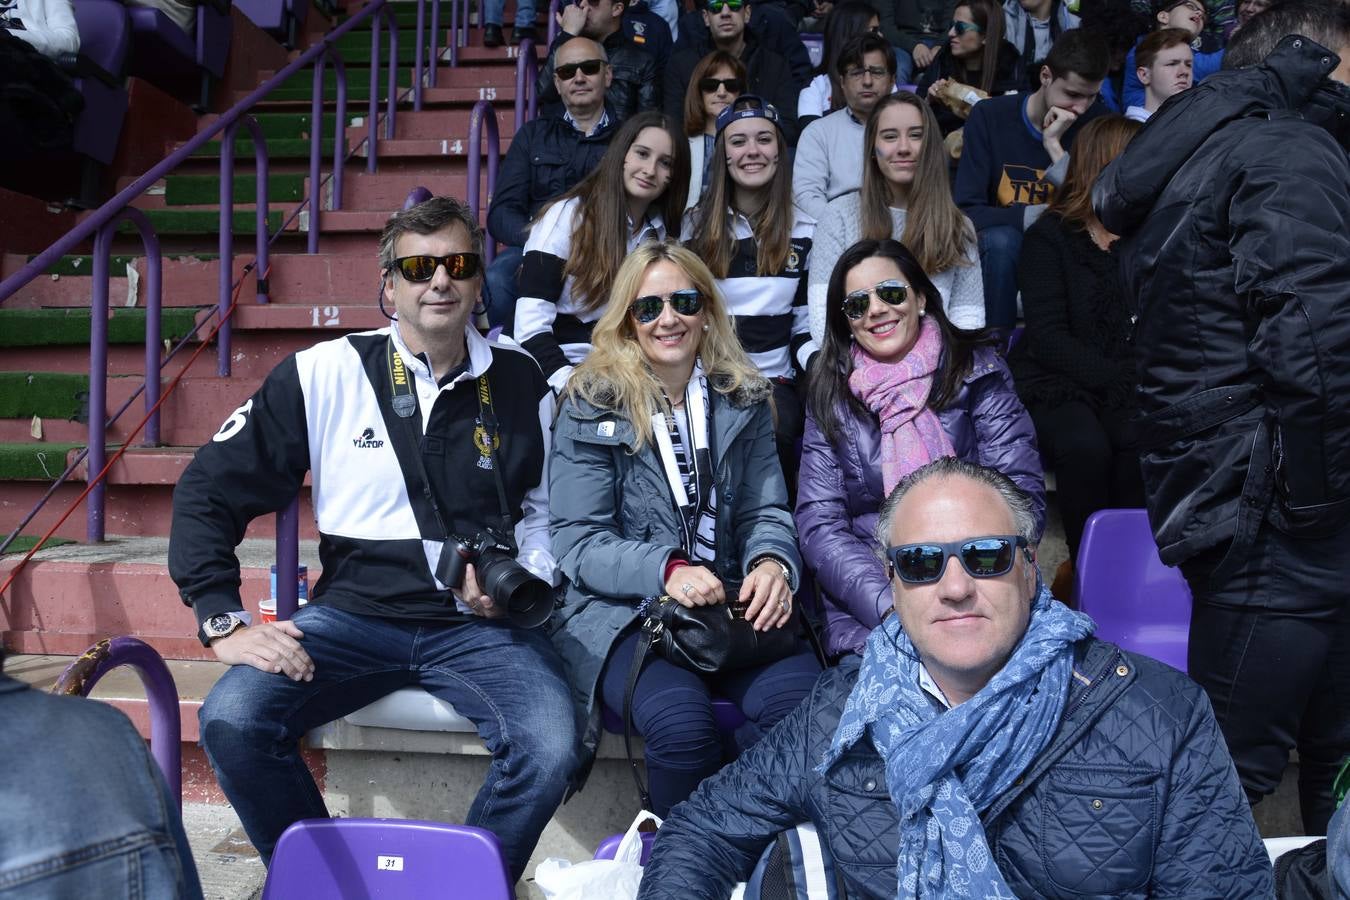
[484,245,523,332]
[483,0,535,28]
[599,628,821,816]
[977,224,1023,329]
[0,676,203,899]
[198,605,577,879]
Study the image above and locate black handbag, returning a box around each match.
[622,584,799,810]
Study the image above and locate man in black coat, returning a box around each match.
[664,0,804,143]
[536,0,660,122]
[485,36,617,327]
[1094,0,1350,835]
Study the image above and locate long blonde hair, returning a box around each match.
[567,241,765,448]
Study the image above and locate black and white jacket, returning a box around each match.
[681,206,815,378]
[169,324,554,630]
[513,196,666,392]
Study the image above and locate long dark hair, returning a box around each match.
[954,0,1006,95]
[687,114,795,277]
[539,111,690,313]
[805,239,993,443]
[819,1,879,110]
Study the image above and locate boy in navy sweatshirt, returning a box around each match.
[955,29,1108,328]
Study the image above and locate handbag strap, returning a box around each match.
[623,615,662,811]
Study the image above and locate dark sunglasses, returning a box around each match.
[699,76,745,94]
[949,19,983,33]
[841,279,909,320]
[555,58,606,80]
[886,535,1029,584]
[705,0,744,11]
[629,289,704,323]
[391,253,481,282]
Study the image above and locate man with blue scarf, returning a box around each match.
[638,458,1272,898]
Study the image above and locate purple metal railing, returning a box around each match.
[56,636,183,805]
[217,116,271,376]
[513,39,538,132]
[547,0,560,47]
[307,49,350,255]
[88,210,163,542]
[467,100,501,265]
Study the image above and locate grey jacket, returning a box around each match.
[548,373,802,744]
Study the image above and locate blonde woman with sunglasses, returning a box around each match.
[548,240,821,815]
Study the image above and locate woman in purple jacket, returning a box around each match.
[797,238,1044,657]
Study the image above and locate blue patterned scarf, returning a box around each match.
[818,585,1095,898]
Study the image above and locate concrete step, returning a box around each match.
[0,536,323,660]
[2,471,317,543]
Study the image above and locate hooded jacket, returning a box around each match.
[795,346,1045,657]
[1093,36,1350,577]
[547,373,801,760]
[637,641,1274,899]
[536,28,661,123]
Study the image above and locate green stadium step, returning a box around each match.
[202,112,364,140]
[28,254,218,277]
[0,372,90,420]
[164,173,307,206]
[340,2,462,28]
[191,137,338,159]
[0,535,75,556]
[115,209,285,237]
[0,308,203,348]
[0,441,87,480]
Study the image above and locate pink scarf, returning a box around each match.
[848,316,955,496]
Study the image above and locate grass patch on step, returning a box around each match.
[0,308,203,348]
[0,442,85,480]
[165,173,306,206]
[1,535,76,555]
[0,372,89,419]
[30,254,219,277]
[117,209,285,237]
[192,137,337,159]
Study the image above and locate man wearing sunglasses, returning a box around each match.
[170,197,577,885]
[636,457,1272,898]
[663,0,802,143]
[536,0,661,123]
[486,36,618,329]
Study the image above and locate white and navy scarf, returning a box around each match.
[651,360,717,562]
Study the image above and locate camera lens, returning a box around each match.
[477,550,554,629]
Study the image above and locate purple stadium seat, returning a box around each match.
[261,818,513,900]
[593,830,656,864]
[601,698,748,734]
[70,0,132,165]
[1073,508,1191,673]
[126,0,232,109]
[233,0,307,46]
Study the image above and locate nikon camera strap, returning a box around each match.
[386,338,516,551]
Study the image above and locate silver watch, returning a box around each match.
[201,612,249,643]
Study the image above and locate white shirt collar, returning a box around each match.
[389,321,493,389]
[918,662,953,710]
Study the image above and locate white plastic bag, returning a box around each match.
[534,810,663,900]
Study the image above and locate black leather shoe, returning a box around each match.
[511,24,538,45]
[483,23,504,47]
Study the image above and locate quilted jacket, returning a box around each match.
[638,640,1274,899]
[796,345,1045,657]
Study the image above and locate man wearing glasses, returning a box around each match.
[169,197,577,885]
[636,457,1272,898]
[793,31,896,220]
[485,36,618,329]
[536,0,661,122]
[663,0,802,143]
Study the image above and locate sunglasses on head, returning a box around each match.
[699,76,745,94]
[841,279,909,320]
[629,289,704,323]
[886,535,1029,584]
[391,253,481,282]
[555,58,606,80]
[949,19,983,34]
[705,0,744,11]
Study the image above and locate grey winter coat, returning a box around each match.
[548,373,802,750]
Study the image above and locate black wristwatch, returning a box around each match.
[200,612,248,645]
